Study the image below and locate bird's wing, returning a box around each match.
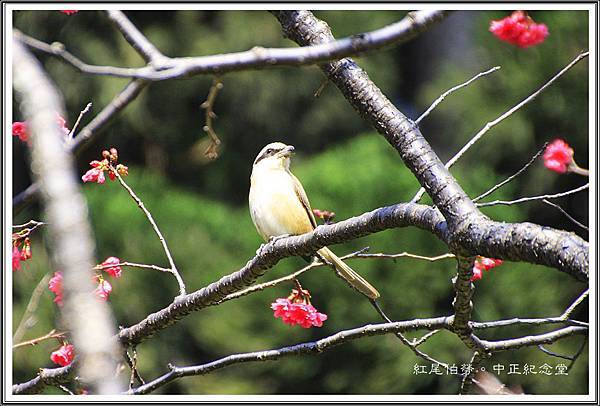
[290,172,317,229]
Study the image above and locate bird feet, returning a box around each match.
[255,234,292,256]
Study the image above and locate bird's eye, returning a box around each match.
[266,148,273,154]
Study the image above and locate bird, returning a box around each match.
[249,141,380,299]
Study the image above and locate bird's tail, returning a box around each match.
[317,247,380,299]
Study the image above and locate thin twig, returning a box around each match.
[542,199,589,232]
[112,169,186,296]
[460,351,482,394]
[354,252,455,262]
[537,344,576,361]
[13,273,52,343]
[561,289,589,320]
[12,220,46,229]
[125,347,145,390]
[67,102,92,140]
[415,66,500,124]
[56,384,74,395]
[106,10,166,64]
[370,300,450,370]
[411,51,589,203]
[411,329,442,347]
[94,261,172,274]
[200,77,224,160]
[476,184,589,207]
[13,329,67,350]
[472,143,548,202]
[217,248,369,303]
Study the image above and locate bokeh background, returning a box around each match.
[12,9,589,395]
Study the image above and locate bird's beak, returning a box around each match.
[281,145,295,156]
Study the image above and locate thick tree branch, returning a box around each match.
[117,203,445,346]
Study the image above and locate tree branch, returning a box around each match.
[476,184,589,207]
[106,10,167,64]
[14,11,448,81]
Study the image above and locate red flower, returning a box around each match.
[50,344,75,366]
[94,279,112,301]
[116,164,129,177]
[100,256,122,278]
[12,246,21,271]
[471,256,504,282]
[81,167,106,184]
[12,122,29,142]
[490,11,549,48]
[60,10,78,15]
[271,289,328,328]
[543,139,574,173]
[19,238,32,261]
[48,272,64,306]
[471,266,483,281]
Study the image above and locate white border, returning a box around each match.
[4,3,597,403]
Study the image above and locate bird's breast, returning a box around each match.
[249,168,313,240]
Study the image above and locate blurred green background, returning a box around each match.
[12,10,589,395]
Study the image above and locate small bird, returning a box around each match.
[249,142,380,299]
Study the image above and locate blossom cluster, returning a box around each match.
[82,147,128,184]
[271,287,328,328]
[312,208,336,224]
[543,139,574,174]
[48,257,123,305]
[489,11,549,48]
[50,343,75,367]
[12,237,31,272]
[471,256,504,282]
[12,114,70,143]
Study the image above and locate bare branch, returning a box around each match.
[415,66,500,124]
[473,326,587,352]
[354,252,455,262]
[13,329,66,350]
[12,219,45,229]
[561,289,589,320]
[370,300,450,370]
[411,51,589,203]
[411,329,442,347]
[542,199,589,232]
[112,169,186,297]
[472,143,548,202]
[13,38,122,394]
[67,102,92,140]
[476,184,589,207]
[16,11,448,81]
[200,77,224,160]
[106,10,166,64]
[128,317,451,394]
[460,351,483,394]
[95,261,172,274]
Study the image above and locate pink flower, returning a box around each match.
[12,122,29,142]
[81,167,106,184]
[50,344,75,366]
[12,246,22,271]
[20,238,32,261]
[471,256,504,282]
[94,279,112,301]
[48,272,64,306]
[271,297,327,328]
[100,256,122,278]
[543,139,574,173]
[60,10,78,15]
[471,266,483,281]
[490,11,549,48]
